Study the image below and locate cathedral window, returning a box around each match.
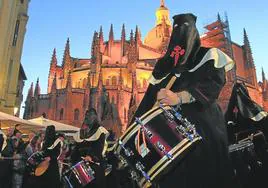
[12,20,20,46]
[124,108,127,122]
[74,109,79,121]
[106,79,110,86]
[112,76,117,85]
[59,108,64,120]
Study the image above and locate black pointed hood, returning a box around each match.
[152,13,201,79]
[80,108,100,139]
[227,82,267,121]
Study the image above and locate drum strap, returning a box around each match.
[136,128,147,155]
[136,124,172,157]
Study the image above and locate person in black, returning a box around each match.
[25,125,63,188]
[225,82,268,143]
[225,82,268,188]
[132,13,234,188]
[70,108,109,188]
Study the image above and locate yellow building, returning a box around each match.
[0,0,29,116]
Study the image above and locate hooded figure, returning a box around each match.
[225,82,268,143]
[152,13,200,80]
[80,108,101,139]
[25,125,62,188]
[130,13,234,188]
[71,108,109,188]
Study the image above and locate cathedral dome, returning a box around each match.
[144,0,172,51]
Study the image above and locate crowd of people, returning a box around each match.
[0,125,71,188]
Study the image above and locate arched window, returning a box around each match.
[12,20,20,46]
[74,108,79,121]
[59,108,64,120]
[106,79,110,86]
[112,76,117,85]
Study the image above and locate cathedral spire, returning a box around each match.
[27,82,34,99]
[121,24,126,57]
[51,73,57,92]
[155,0,171,26]
[160,0,165,7]
[217,13,221,21]
[62,38,71,67]
[121,24,126,41]
[62,38,72,79]
[34,78,40,97]
[109,24,114,42]
[50,48,57,69]
[130,29,134,45]
[91,31,98,60]
[243,28,254,68]
[262,67,267,90]
[135,25,141,44]
[262,67,266,82]
[99,26,104,43]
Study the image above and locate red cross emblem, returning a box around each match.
[170,45,185,66]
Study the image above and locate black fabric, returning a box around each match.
[42,125,56,150]
[131,47,233,188]
[226,83,265,121]
[225,82,268,143]
[0,134,3,154]
[70,134,107,188]
[80,108,100,139]
[152,13,200,79]
[23,129,61,188]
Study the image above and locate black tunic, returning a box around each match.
[71,133,106,188]
[133,48,233,188]
[23,139,62,188]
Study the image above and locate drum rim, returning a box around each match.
[119,105,170,142]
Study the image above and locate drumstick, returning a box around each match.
[81,157,100,166]
[153,76,177,108]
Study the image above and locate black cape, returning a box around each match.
[132,47,233,188]
[71,133,107,188]
[225,82,268,143]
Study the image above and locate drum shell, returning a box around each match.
[62,160,95,187]
[115,105,201,187]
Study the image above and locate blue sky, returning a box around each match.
[20,0,268,116]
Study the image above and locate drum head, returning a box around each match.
[35,160,50,176]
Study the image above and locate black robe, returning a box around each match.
[132,47,233,188]
[23,139,62,188]
[71,133,106,188]
[225,82,268,143]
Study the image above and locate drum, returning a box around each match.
[114,105,202,187]
[26,151,49,176]
[62,160,95,188]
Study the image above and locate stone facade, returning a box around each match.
[0,0,29,116]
